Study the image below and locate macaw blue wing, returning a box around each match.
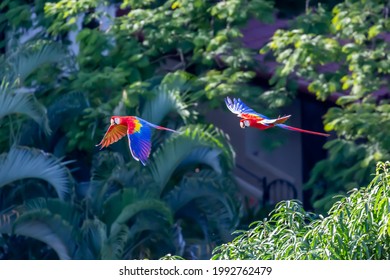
[128,119,152,166]
[224,96,269,120]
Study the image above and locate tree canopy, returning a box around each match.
[1,0,389,259]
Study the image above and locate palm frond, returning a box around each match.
[78,219,108,259]
[164,170,240,243]
[149,124,235,191]
[108,199,173,238]
[120,214,175,259]
[88,152,156,213]
[0,80,50,134]
[141,84,196,125]
[0,146,72,200]
[90,151,126,182]
[101,188,143,225]
[196,198,238,243]
[5,40,68,83]
[47,92,89,132]
[164,170,236,215]
[179,147,223,173]
[23,198,82,226]
[32,91,89,154]
[20,92,89,150]
[0,198,80,229]
[102,224,129,260]
[107,199,173,259]
[102,187,173,231]
[127,216,171,240]
[7,210,77,260]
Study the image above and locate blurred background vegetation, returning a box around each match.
[0,0,389,259]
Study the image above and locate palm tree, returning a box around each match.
[87,82,240,259]
[0,38,73,200]
[0,79,241,260]
[0,38,69,130]
[0,38,76,259]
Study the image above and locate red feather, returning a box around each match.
[96,116,178,165]
[96,123,128,149]
[277,124,330,137]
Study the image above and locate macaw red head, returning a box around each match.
[110,116,122,125]
[239,119,250,129]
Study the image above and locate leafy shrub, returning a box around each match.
[212,161,390,260]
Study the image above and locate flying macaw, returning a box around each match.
[96,116,177,165]
[225,97,330,137]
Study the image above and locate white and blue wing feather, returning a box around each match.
[224,97,269,119]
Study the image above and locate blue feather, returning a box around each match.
[128,119,152,166]
[225,96,269,119]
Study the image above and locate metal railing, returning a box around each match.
[236,164,298,206]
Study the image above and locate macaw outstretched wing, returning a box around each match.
[128,118,152,166]
[96,123,128,149]
[225,96,269,120]
[258,115,291,125]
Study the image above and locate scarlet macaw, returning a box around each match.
[225,97,330,137]
[96,116,177,165]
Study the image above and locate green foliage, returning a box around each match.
[2,39,68,84]
[0,38,74,205]
[5,206,77,260]
[44,0,273,106]
[19,92,89,157]
[306,102,390,210]
[212,161,390,260]
[150,124,235,190]
[0,80,50,137]
[6,0,381,260]
[0,39,70,143]
[44,0,101,35]
[0,149,240,259]
[0,0,278,161]
[0,79,241,259]
[260,0,390,212]
[0,147,73,200]
[140,78,197,125]
[84,102,241,258]
[165,169,240,238]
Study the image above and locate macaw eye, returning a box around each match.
[244,120,250,127]
[114,118,120,124]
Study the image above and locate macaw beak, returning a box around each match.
[110,119,115,125]
[240,121,245,129]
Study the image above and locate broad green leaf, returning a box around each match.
[0,81,50,134]
[0,147,72,200]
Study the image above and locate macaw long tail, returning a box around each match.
[144,120,178,133]
[277,124,330,137]
[154,125,178,133]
